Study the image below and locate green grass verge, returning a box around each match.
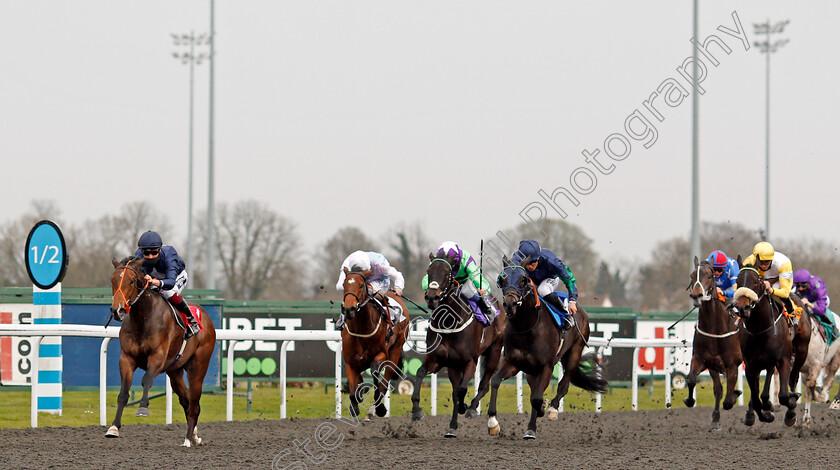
[0,378,763,429]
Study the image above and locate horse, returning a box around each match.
[486,258,607,439]
[684,257,743,431]
[106,256,216,447]
[799,308,840,424]
[732,260,809,426]
[339,267,409,420]
[410,251,506,438]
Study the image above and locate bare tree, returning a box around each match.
[311,226,377,301]
[196,200,301,300]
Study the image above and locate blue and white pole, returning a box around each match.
[24,220,68,421]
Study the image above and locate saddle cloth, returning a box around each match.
[371,296,406,324]
[540,291,571,329]
[816,310,839,346]
[460,294,498,326]
[169,304,203,334]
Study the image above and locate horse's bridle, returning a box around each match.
[427,258,460,303]
[113,265,150,316]
[500,267,543,333]
[735,267,785,335]
[687,264,712,302]
[342,272,372,314]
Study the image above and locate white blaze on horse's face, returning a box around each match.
[347,279,355,285]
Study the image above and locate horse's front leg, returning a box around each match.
[743,365,763,426]
[345,364,363,419]
[684,356,704,408]
[777,358,798,427]
[410,358,440,421]
[106,354,137,438]
[444,366,466,438]
[757,367,776,423]
[466,342,503,418]
[722,363,742,410]
[487,358,519,436]
[709,371,723,431]
[523,366,553,440]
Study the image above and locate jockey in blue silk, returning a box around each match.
[421,241,496,325]
[706,250,739,299]
[134,231,200,338]
[511,239,578,330]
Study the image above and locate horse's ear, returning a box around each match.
[736,255,743,269]
[693,256,699,268]
[502,255,510,267]
[429,252,435,261]
[112,258,120,268]
[343,266,350,275]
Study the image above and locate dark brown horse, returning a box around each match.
[410,252,506,438]
[487,259,607,439]
[106,256,216,446]
[732,260,809,426]
[684,257,742,430]
[340,268,409,419]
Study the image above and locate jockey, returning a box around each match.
[793,269,831,320]
[742,241,797,321]
[134,231,200,338]
[335,251,405,330]
[421,241,496,325]
[706,250,739,299]
[511,239,578,330]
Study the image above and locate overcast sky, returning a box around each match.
[2,1,837,265]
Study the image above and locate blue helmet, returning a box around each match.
[518,239,541,264]
[137,231,163,249]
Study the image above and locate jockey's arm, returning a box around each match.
[383,265,406,293]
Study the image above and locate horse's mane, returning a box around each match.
[117,255,142,266]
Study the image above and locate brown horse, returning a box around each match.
[487,259,607,439]
[410,252,506,438]
[684,257,742,431]
[106,256,216,447]
[732,260,809,426]
[340,268,409,419]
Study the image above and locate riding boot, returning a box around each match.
[781,297,799,326]
[544,293,575,330]
[174,299,200,338]
[477,296,496,327]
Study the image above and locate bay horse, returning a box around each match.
[487,258,607,439]
[410,251,506,438]
[732,260,809,426]
[684,257,742,431]
[340,267,409,419]
[799,308,840,424]
[106,256,216,447]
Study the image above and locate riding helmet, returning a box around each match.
[793,269,812,285]
[137,231,163,249]
[518,239,541,264]
[752,241,775,262]
[707,250,728,268]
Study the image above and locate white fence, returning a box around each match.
[0,324,739,428]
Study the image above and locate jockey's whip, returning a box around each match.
[395,291,430,314]
[667,305,698,331]
[479,239,484,292]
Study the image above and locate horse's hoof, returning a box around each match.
[684,397,696,408]
[759,411,775,423]
[488,416,500,436]
[136,407,149,417]
[195,437,203,446]
[523,430,536,440]
[710,422,722,432]
[411,409,424,421]
[465,408,478,419]
[547,407,559,420]
[458,404,467,415]
[831,400,840,411]
[375,404,387,418]
[744,413,755,427]
[784,410,796,427]
[444,429,457,438]
[181,438,191,447]
[105,426,120,438]
[734,390,743,398]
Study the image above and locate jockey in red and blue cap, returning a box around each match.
[706,250,740,299]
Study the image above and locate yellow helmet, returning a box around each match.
[753,241,775,262]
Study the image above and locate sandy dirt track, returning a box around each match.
[4,404,840,469]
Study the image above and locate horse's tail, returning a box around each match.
[570,351,609,394]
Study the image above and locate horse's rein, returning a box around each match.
[113,265,150,314]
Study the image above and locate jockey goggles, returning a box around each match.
[795,282,809,290]
[142,248,161,256]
